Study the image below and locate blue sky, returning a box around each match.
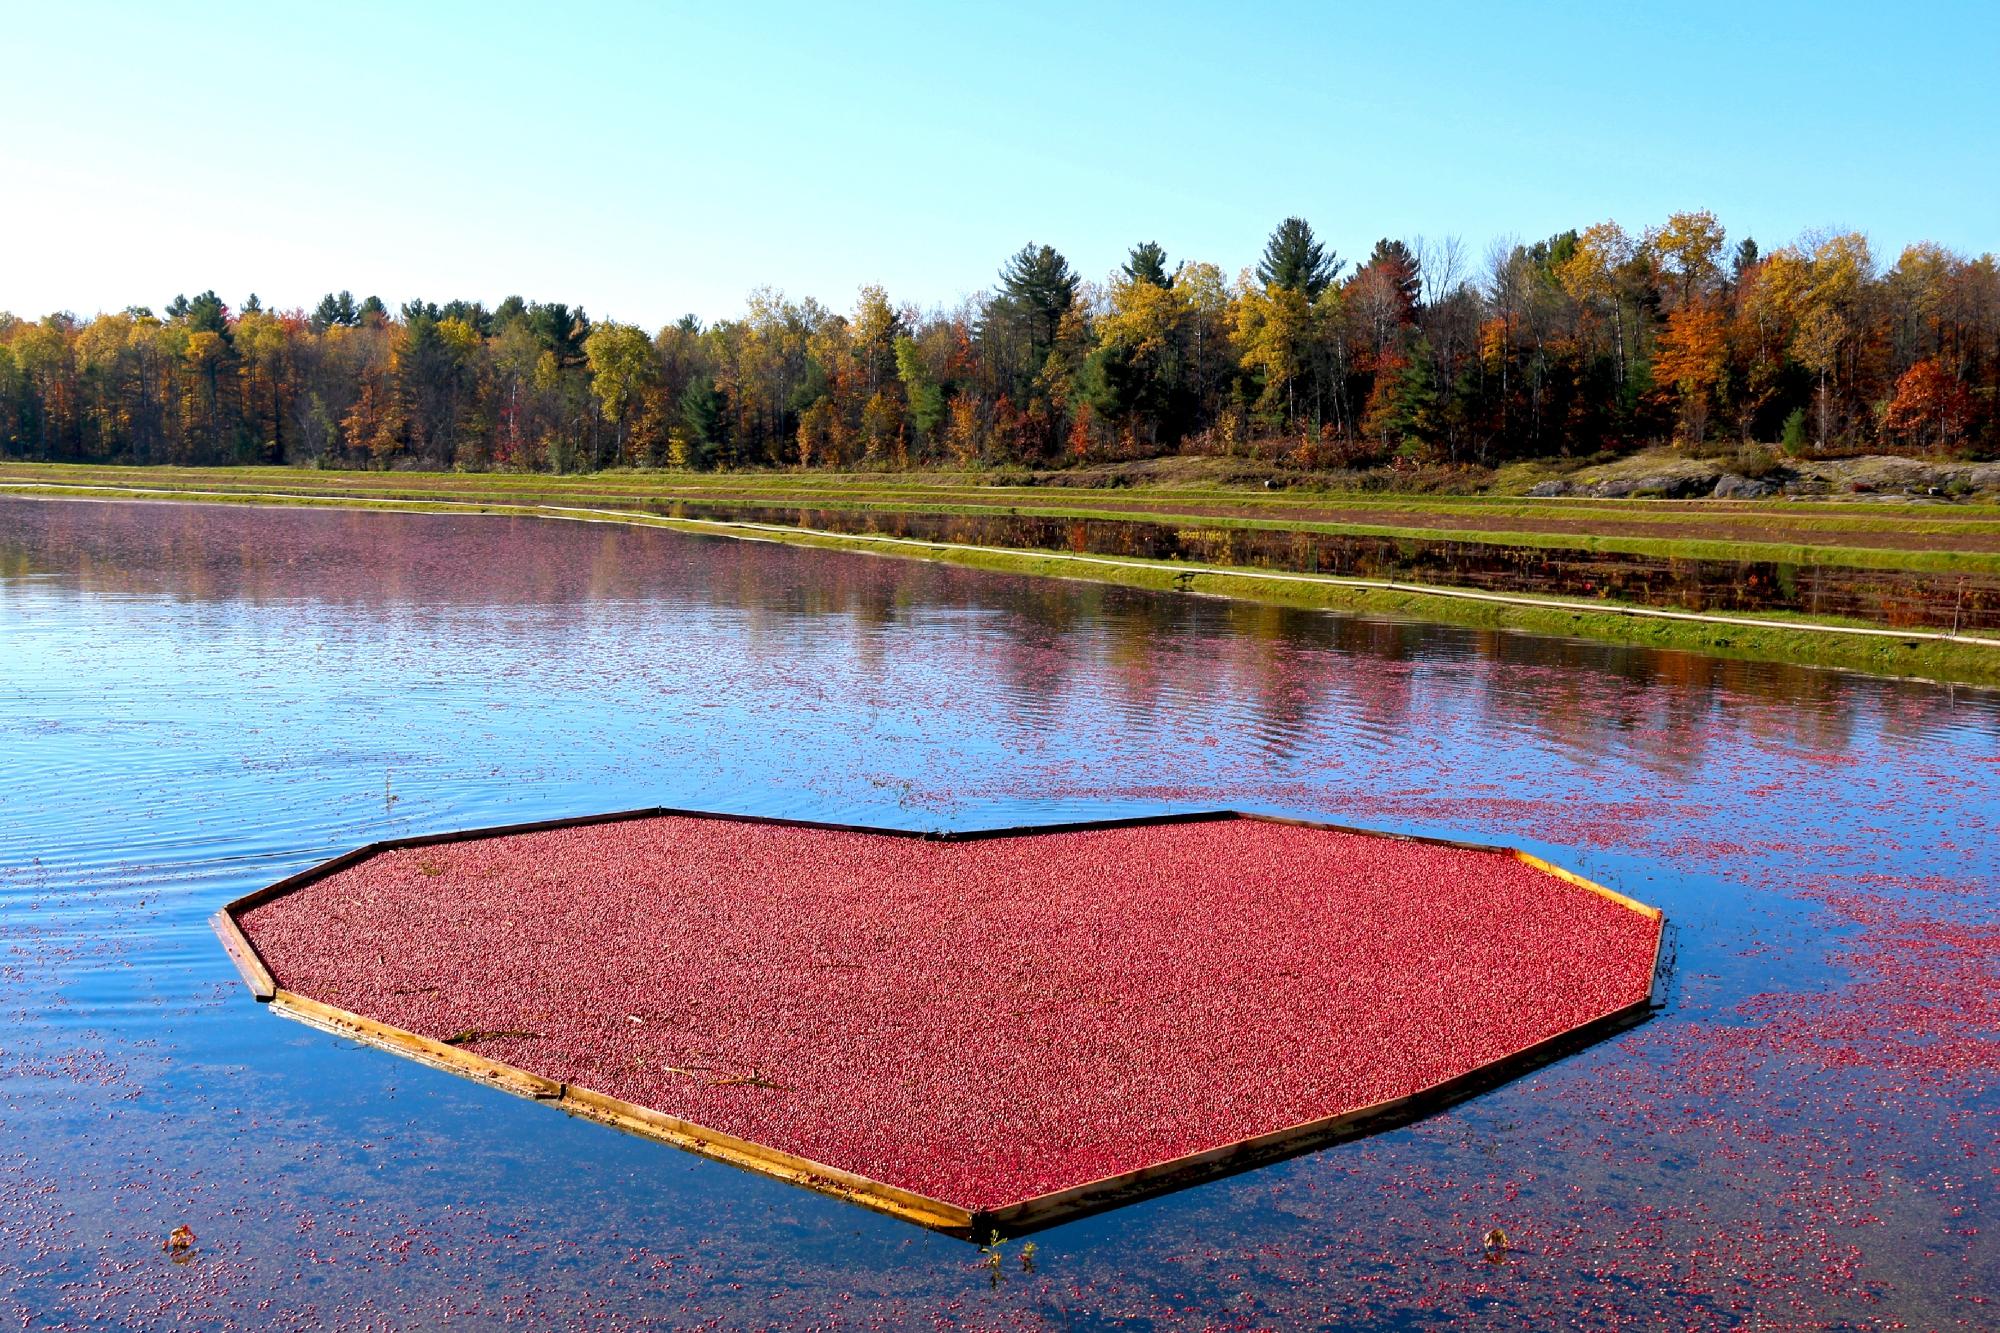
[5,1,1995,327]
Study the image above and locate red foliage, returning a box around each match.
[1880,358,1974,449]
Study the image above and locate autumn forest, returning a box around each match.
[4,213,1995,475]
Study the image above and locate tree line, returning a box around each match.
[2,213,1994,474]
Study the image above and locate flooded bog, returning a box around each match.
[0,495,1993,1330]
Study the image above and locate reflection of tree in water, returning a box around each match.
[5,497,1991,764]
[0,541,45,580]
[1099,603,1175,728]
[1216,605,1326,762]
[0,499,948,618]
[1090,598,1425,764]
[1320,613,1428,664]
[1462,634,1871,781]
[981,579,1092,730]
[1084,596,1346,758]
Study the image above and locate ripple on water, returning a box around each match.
[0,494,1995,1331]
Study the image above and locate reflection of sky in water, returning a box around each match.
[1,496,1995,1330]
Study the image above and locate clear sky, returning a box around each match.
[5,1,1995,328]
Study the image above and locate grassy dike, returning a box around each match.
[7,460,2000,569]
[4,472,1998,689]
[671,521,2000,688]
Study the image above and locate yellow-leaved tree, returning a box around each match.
[1752,232,1873,447]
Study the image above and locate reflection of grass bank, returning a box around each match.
[6,475,1998,689]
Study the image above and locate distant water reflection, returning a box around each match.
[665,498,2000,630]
[1,495,1994,1330]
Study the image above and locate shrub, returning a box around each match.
[1732,444,1782,479]
[1780,408,1809,457]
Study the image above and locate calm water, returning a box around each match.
[1,495,1995,1330]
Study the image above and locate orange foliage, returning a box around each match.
[1654,302,1729,397]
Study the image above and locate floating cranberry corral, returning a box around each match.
[218,809,1665,1235]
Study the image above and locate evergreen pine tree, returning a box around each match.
[1257,218,1342,298]
[1122,241,1171,288]
[997,243,1080,353]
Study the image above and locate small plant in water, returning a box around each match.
[979,1230,1007,1287]
[1482,1226,1510,1264]
[1020,1240,1037,1273]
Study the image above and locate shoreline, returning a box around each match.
[5,476,1999,690]
[7,461,2000,572]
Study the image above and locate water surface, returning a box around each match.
[2,496,1994,1329]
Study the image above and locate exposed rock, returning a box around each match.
[1591,471,1719,499]
[1712,474,1777,499]
[1554,454,1724,500]
[1767,455,2000,499]
[1517,451,2000,503]
[1833,457,1951,494]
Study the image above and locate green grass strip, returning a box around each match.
[6,478,1998,690]
[5,463,1998,574]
